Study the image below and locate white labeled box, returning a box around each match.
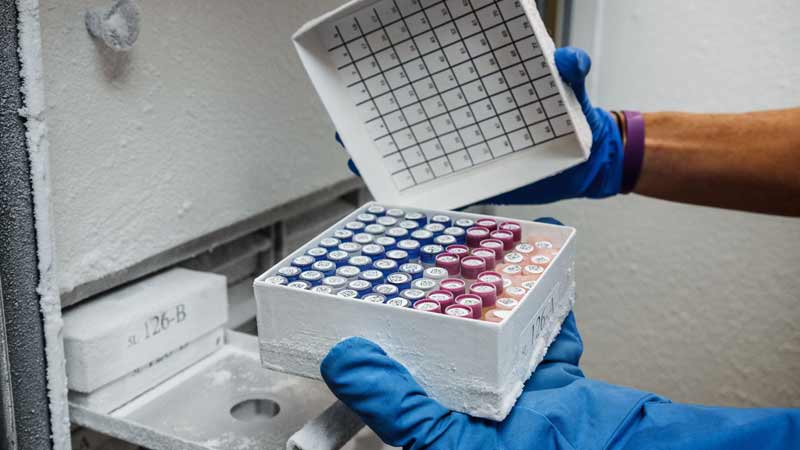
[293,0,591,209]
[63,268,229,393]
[254,203,576,420]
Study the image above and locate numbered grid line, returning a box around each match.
[494,2,558,139]
[382,96,564,157]
[337,24,418,186]
[377,4,458,179]
[391,120,570,176]
[336,11,527,71]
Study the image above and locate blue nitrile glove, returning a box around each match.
[336,47,625,204]
[322,289,800,448]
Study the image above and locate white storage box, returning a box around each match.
[254,203,576,420]
[293,0,591,209]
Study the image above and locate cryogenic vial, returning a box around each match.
[333,229,354,242]
[398,220,420,231]
[373,258,399,276]
[444,305,473,319]
[364,224,387,235]
[445,244,470,259]
[386,298,411,308]
[306,247,328,259]
[311,285,335,295]
[424,266,449,281]
[397,239,421,259]
[386,227,409,239]
[353,233,374,245]
[454,218,475,229]
[400,289,426,303]
[440,278,466,297]
[413,300,441,314]
[496,297,519,310]
[386,208,405,218]
[311,260,336,276]
[477,271,504,294]
[374,236,397,250]
[348,255,373,270]
[263,276,288,286]
[386,249,410,265]
[299,270,324,286]
[356,213,377,224]
[433,234,457,247]
[404,212,427,226]
[336,265,360,280]
[503,252,524,264]
[466,227,491,248]
[373,283,400,297]
[505,286,527,300]
[435,253,460,275]
[327,250,350,266]
[377,216,398,227]
[347,279,373,297]
[366,204,387,215]
[359,270,385,285]
[471,248,497,270]
[455,294,483,319]
[338,242,362,255]
[501,264,523,277]
[399,262,424,279]
[480,239,505,260]
[423,223,446,235]
[345,221,366,233]
[469,282,497,308]
[443,227,466,244]
[277,266,302,282]
[411,277,438,293]
[337,289,359,298]
[515,243,535,254]
[361,244,385,260]
[288,280,312,290]
[490,230,515,251]
[427,290,455,309]
[530,255,551,267]
[410,229,434,245]
[460,256,487,282]
[498,221,522,242]
[319,237,341,250]
[430,215,452,227]
[322,276,348,291]
[362,294,387,304]
[476,218,498,231]
[386,272,412,291]
[291,255,315,270]
[420,244,445,265]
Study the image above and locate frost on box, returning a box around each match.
[293,0,591,209]
[254,203,576,420]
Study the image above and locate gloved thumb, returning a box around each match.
[554,47,603,130]
[335,132,362,177]
[321,337,496,449]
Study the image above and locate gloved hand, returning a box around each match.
[336,47,625,205]
[321,273,800,449]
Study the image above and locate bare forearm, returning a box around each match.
[634,108,800,216]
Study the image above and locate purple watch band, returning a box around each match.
[621,110,645,194]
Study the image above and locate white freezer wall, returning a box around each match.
[41,0,353,294]
[496,0,800,407]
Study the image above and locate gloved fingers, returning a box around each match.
[533,217,564,226]
[335,132,362,177]
[523,312,585,391]
[554,47,593,115]
[321,337,496,449]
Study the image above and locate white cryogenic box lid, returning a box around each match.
[293,0,591,209]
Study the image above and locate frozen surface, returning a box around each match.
[286,401,364,450]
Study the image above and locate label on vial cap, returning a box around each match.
[398,220,419,230]
[521,280,538,290]
[374,284,399,295]
[424,267,449,279]
[323,276,348,288]
[264,276,288,285]
[335,264,359,278]
[377,216,398,227]
[506,286,527,297]
[345,221,366,232]
[414,301,440,311]
[428,292,452,302]
[360,270,384,281]
[333,229,354,241]
[433,235,457,246]
[367,205,386,215]
[431,215,452,224]
[353,233,374,245]
[400,263,423,274]
[401,289,426,301]
[405,211,425,221]
[386,208,405,218]
[362,294,386,304]
[348,279,372,291]
[472,248,495,260]
[502,265,522,275]
[375,236,396,248]
[496,297,519,309]
[479,273,502,283]
[503,278,513,288]
[412,278,437,291]
[446,245,469,256]
[535,240,553,249]
[287,281,312,290]
[441,279,465,290]
[424,223,446,234]
[397,239,420,250]
[504,252,524,264]
[462,256,485,267]
[277,266,302,278]
[312,260,336,273]
[319,237,341,248]
[327,250,350,261]
[292,255,316,267]
[411,229,433,241]
[374,259,397,271]
[306,247,328,258]
[386,298,410,308]
[338,242,361,254]
[524,264,545,275]
[356,213,377,223]
[471,283,495,294]
[421,244,444,254]
[515,243,535,254]
[364,224,386,235]
[488,309,513,321]
[337,289,359,298]
[531,255,551,265]
[362,244,385,256]
[348,255,372,267]
[300,270,324,282]
[386,227,409,238]
[445,305,471,317]
[311,286,334,295]
[436,254,458,264]
[387,272,411,283]
[386,249,409,261]
[457,296,482,307]
[455,218,475,228]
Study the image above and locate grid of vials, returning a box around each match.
[323,0,576,191]
[263,205,562,323]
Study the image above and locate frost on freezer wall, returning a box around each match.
[16,0,71,448]
[39,0,353,295]
[497,0,800,408]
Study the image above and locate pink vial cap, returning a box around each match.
[476,218,498,231]
[435,253,461,275]
[445,244,469,258]
[455,294,483,319]
[460,256,487,279]
[413,300,442,314]
[479,238,505,260]
[444,304,474,319]
[490,230,515,251]
[427,290,455,308]
[477,271,504,294]
[499,221,522,242]
[471,248,496,270]
[466,226,491,248]
[439,278,466,297]
[469,281,497,308]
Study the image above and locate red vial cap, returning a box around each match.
[490,230,515,251]
[460,256,487,280]
[469,281,497,308]
[439,278,466,297]
[445,244,469,259]
[479,238,505,260]
[444,304,474,319]
[427,290,455,309]
[435,253,461,275]
[476,218,498,231]
[499,221,522,242]
[471,247,496,270]
[455,294,483,319]
[477,271,504,294]
[466,226,491,248]
[413,299,442,314]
